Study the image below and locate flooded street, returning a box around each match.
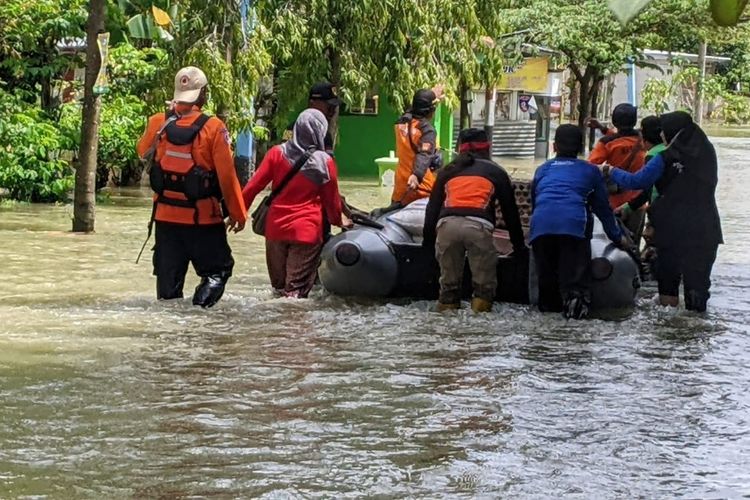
[1,138,749,498]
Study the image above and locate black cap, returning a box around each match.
[309,82,341,106]
[411,89,437,116]
[554,124,583,158]
[612,103,637,129]
[640,115,662,145]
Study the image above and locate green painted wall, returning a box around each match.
[334,97,454,178]
[334,96,401,178]
[432,103,455,162]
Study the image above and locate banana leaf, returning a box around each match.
[126,14,154,39]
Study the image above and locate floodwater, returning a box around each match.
[0,138,748,498]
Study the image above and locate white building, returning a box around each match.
[607,49,730,118]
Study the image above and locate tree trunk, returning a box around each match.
[577,76,591,153]
[41,74,53,113]
[459,78,471,130]
[588,77,602,151]
[326,46,342,143]
[695,41,707,126]
[72,0,106,233]
[568,81,579,122]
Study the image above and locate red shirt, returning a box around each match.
[243,146,343,244]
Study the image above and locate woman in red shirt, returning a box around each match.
[243,109,346,298]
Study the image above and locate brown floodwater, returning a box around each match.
[0,138,748,498]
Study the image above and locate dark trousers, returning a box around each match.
[532,235,591,313]
[657,243,718,311]
[153,222,234,300]
[622,209,646,249]
[265,240,322,298]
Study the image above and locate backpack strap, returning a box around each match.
[621,137,644,173]
[141,112,178,165]
[263,147,317,206]
[164,113,212,145]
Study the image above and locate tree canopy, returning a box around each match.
[2,0,750,205]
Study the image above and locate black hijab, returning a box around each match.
[652,111,722,247]
[660,110,717,188]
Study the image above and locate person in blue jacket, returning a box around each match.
[530,124,628,319]
[604,111,722,312]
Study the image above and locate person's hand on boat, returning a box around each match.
[225,216,245,233]
[340,214,354,229]
[617,234,633,251]
[407,174,420,191]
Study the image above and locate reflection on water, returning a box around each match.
[0,138,749,497]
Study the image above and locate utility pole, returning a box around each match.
[73,0,106,232]
[484,87,496,153]
[695,41,707,127]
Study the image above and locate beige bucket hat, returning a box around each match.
[173,66,208,103]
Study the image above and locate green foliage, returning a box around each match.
[715,92,750,123]
[0,91,73,202]
[640,64,750,124]
[0,0,86,109]
[159,0,272,132]
[257,0,512,133]
[641,78,673,114]
[59,95,147,187]
[108,43,167,107]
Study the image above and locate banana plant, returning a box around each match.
[117,0,177,41]
[609,0,748,26]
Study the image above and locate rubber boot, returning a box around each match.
[192,273,230,308]
[471,297,493,313]
[685,289,709,313]
[436,302,460,312]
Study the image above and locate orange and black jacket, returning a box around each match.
[423,156,525,251]
[392,113,437,204]
[588,128,646,208]
[136,106,246,226]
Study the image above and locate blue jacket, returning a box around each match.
[530,157,623,243]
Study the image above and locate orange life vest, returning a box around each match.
[149,113,220,223]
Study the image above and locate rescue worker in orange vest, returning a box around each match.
[391,86,445,208]
[423,128,526,313]
[136,66,247,308]
[587,103,647,242]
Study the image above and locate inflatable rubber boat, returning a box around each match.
[319,194,640,310]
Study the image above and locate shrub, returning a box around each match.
[59,94,147,188]
[0,90,73,202]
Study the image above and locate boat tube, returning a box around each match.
[320,188,640,310]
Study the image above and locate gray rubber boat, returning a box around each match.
[320,199,640,310]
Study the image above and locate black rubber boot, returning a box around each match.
[192,273,230,308]
[685,289,709,313]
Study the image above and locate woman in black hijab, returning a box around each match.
[606,111,722,312]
